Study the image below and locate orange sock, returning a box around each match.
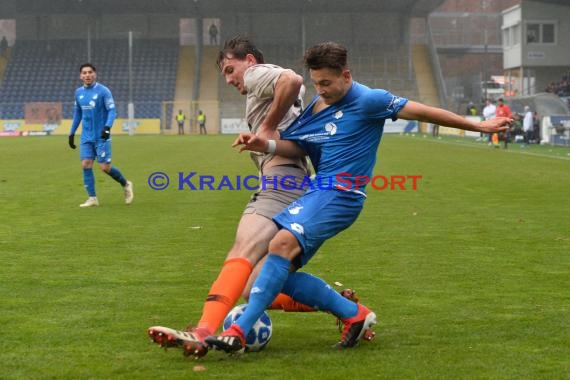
[197,257,253,334]
[269,293,316,312]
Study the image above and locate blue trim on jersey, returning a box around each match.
[281,81,408,193]
[70,82,117,142]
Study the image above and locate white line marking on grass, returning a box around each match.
[393,135,570,161]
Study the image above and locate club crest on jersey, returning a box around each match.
[325,122,337,135]
[92,94,99,100]
[288,205,303,215]
[290,223,304,235]
[333,110,343,119]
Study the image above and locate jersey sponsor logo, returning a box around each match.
[290,223,304,235]
[298,121,338,142]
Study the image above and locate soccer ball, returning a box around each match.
[222,304,273,352]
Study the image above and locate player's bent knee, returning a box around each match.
[268,230,300,260]
[99,164,111,173]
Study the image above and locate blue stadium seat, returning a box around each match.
[0,38,179,118]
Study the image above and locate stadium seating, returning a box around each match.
[0,38,178,119]
[1,38,418,121]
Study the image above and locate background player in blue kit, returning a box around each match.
[68,63,134,208]
[207,41,512,353]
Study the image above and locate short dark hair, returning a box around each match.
[303,42,348,74]
[79,63,96,72]
[216,35,264,71]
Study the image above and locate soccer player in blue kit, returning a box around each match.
[206,42,512,353]
[68,63,133,208]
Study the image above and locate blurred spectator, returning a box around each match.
[496,98,512,148]
[431,123,439,137]
[175,109,186,135]
[0,36,8,57]
[480,99,496,142]
[197,109,207,134]
[522,106,534,144]
[545,70,570,97]
[496,98,512,118]
[209,23,218,45]
[466,102,477,116]
[533,111,540,142]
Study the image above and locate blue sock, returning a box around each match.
[236,254,290,335]
[106,166,127,187]
[282,272,358,319]
[83,168,96,197]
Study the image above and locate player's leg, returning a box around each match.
[272,191,376,347]
[192,168,318,323]
[210,243,376,351]
[79,142,98,207]
[195,213,277,334]
[245,255,315,312]
[148,166,310,357]
[233,166,313,312]
[148,212,276,357]
[279,271,377,348]
[96,140,133,204]
[188,210,314,328]
[208,190,376,352]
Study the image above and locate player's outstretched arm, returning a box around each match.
[398,100,511,133]
[232,133,305,158]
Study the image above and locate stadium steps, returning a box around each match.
[412,44,441,133]
[174,46,195,101]
[197,46,220,134]
[170,45,195,132]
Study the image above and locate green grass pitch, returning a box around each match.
[0,134,569,379]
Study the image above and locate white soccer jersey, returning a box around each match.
[244,64,304,133]
[243,64,305,171]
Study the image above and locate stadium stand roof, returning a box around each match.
[1,0,567,18]
[1,0,446,17]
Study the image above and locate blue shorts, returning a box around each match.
[79,140,112,163]
[273,189,365,268]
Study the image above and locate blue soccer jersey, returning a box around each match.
[70,82,117,142]
[281,81,408,193]
[274,81,408,262]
